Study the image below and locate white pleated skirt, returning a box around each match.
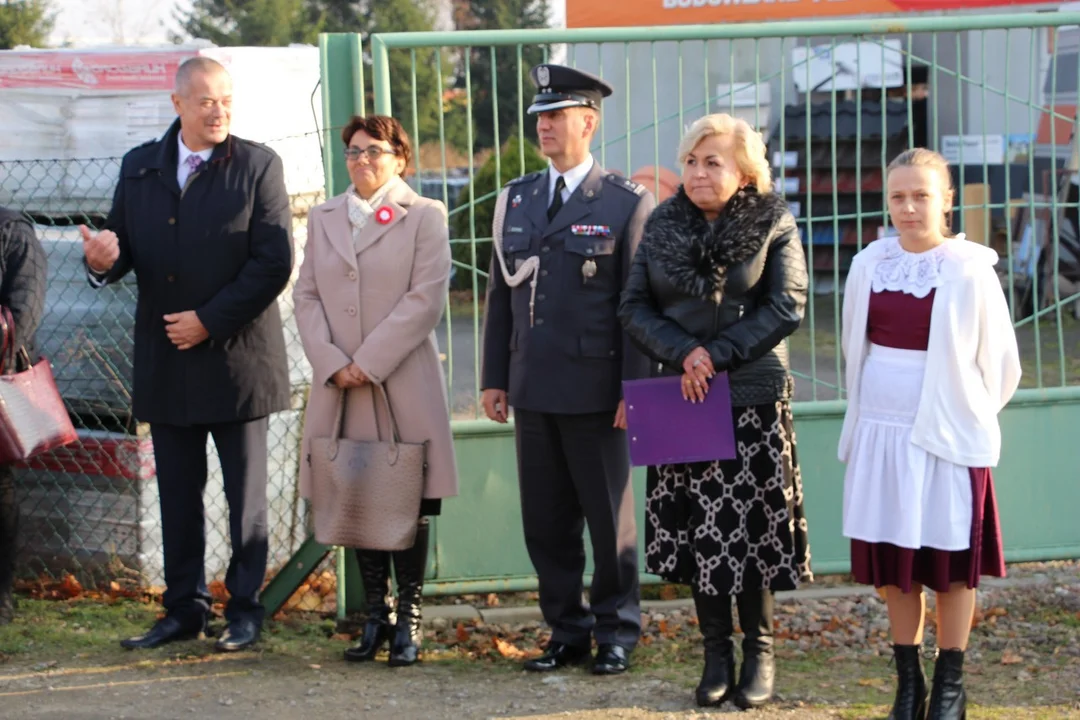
[842,344,973,551]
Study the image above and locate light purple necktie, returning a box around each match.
[185,154,205,176]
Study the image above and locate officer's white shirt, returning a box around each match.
[548,155,595,205]
[177,133,213,188]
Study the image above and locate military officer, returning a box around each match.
[480,63,656,675]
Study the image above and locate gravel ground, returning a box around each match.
[2,562,1079,720]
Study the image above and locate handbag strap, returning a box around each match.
[0,307,16,374]
[330,382,404,450]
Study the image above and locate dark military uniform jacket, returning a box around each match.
[481,161,656,415]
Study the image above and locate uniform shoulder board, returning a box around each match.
[605,173,646,196]
[506,171,543,187]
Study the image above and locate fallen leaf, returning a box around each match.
[309,664,322,670]
[486,593,500,607]
[1000,650,1023,665]
[659,585,679,601]
[493,637,527,660]
[330,634,352,642]
[456,622,469,644]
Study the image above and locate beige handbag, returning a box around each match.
[310,383,427,551]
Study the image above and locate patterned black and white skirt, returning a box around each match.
[644,401,813,596]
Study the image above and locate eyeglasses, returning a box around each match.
[344,146,397,162]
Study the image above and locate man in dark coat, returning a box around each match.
[79,57,293,651]
[480,64,655,675]
[0,207,47,625]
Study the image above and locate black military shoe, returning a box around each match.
[523,641,591,672]
[215,618,260,652]
[592,644,631,675]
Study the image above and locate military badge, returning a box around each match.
[571,224,611,236]
[537,65,550,88]
[582,258,597,280]
[512,194,522,208]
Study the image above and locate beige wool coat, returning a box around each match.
[294,181,459,503]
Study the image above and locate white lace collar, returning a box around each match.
[870,235,966,298]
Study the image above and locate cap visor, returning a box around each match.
[527,99,589,114]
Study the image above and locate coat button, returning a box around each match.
[168,217,176,225]
[347,306,357,316]
[348,271,357,280]
[542,246,550,253]
[586,248,594,255]
[609,350,616,356]
[537,294,546,301]
[167,274,176,282]
[536,318,545,325]
[540,269,548,277]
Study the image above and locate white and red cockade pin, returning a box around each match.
[375,206,394,225]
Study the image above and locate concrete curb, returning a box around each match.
[422,574,1061,626]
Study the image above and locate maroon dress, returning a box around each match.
[849,289,1007,594]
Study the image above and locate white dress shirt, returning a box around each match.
[547,155,595,205]
[177,133,213,188]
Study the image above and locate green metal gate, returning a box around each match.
[264,11,1080,612]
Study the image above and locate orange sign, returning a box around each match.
[567,0,1051,29]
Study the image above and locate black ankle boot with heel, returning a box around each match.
[888,644,928,720]
[927,648,966,720]
[693,589,736,707]
[388,518,430,667]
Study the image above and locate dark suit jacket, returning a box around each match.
[92,119,293,426]
[0,207,47,359]
[481,162,655,415]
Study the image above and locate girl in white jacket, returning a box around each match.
[839,148,1021,720]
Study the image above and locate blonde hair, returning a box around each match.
[886,148,956,235]
[677,113,773,193]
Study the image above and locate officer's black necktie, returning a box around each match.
[548,176,566,221]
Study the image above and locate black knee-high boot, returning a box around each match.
[0,465,17,625]
[388,518,429,667]
[927,649,966,720]
[343,550,394,662]
[734,588,776,710]
[693,588,736,707]
[889,645,929,720]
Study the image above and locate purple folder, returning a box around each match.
[622,373,736,467]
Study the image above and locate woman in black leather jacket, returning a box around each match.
[618,113,812,710]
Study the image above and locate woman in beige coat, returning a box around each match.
[294,115,458,667]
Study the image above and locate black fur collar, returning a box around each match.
[645,185,790,302]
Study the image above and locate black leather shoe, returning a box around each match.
[214,618,260,652]
[523,642,591,672]
[121,616,205,650]
[592,644,631,675]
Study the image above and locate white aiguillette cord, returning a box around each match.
[491,187,541,326]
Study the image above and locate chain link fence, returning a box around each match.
[2,132,329,597]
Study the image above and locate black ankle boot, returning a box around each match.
[734,588,776,710]
[344,550,394,662]
[388,519,429,667]
[693,589,735,707]
[927,649,966,720]
[889,644,928,720]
